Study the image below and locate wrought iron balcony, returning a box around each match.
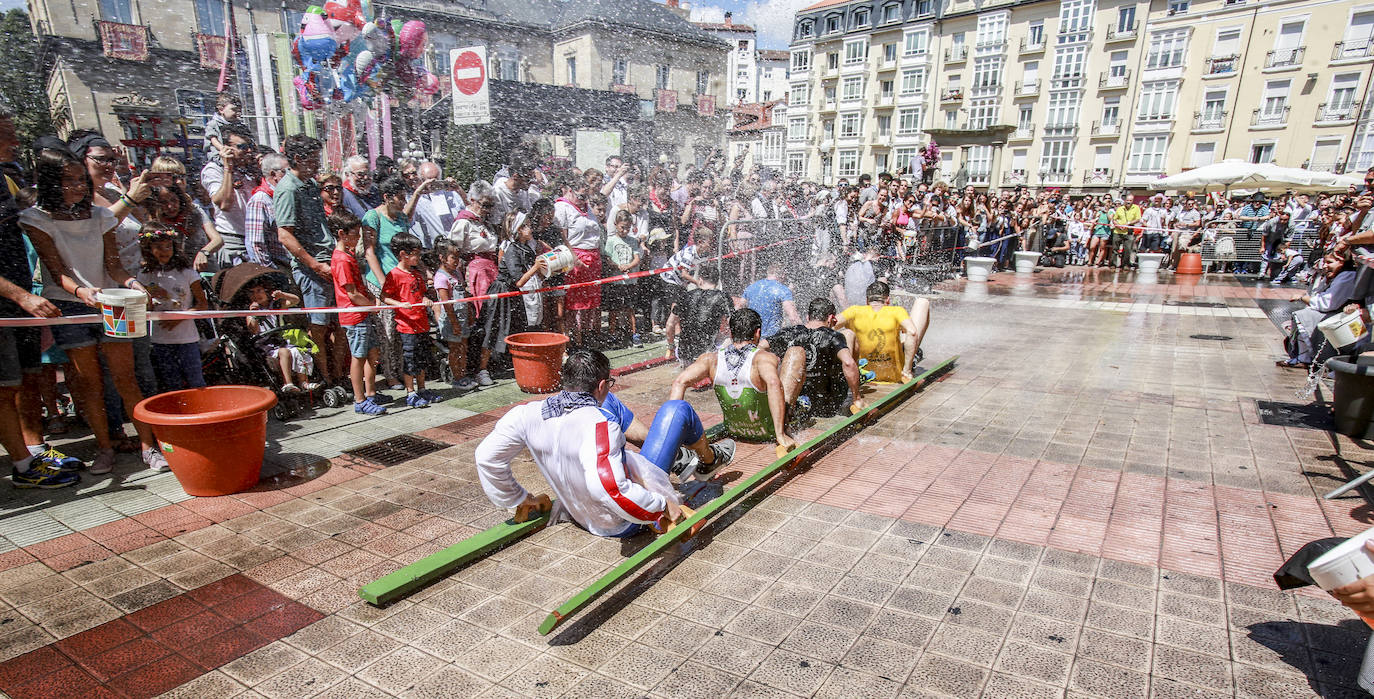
[1316,101,1361,123]
[1333,39,1374,61]
[1205,54,1239,75]
[1099,70,1130,89]
[1264,47,1304,69]
[1192,111,1226,132]
[1306,160,1347,174]
[1251,106,1289,127]
[1083,169,1113,185]
[940,87,964,102]
[1039,169,1072,185]
[945,45,968,62]
[1106,22,1137,42]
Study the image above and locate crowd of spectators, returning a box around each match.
[4,86,1374,489]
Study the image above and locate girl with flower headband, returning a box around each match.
[136,222,208,393]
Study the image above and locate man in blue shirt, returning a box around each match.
[742,263,801,337]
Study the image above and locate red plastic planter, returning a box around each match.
[505,332,570,393]
[133,386,277,496]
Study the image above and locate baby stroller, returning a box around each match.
[210,264,349,419]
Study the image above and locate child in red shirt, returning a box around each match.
[330,211,386,415]
[381,232,440,408]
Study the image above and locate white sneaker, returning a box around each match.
[454,377,479,393]
[90,448,115,475]
[281,383,302,394]
[142,446,169,472]
[476,370,494,387]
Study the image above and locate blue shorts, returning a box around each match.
[0,327,41,387]
[344,323,375,359]
[292,266,334,327]
[50,299,131,351]
[435,305,468,344]
[400,332,433,377]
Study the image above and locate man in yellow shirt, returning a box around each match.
[1110,195,1143,269]
[837,282,930,383]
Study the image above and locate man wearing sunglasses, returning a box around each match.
[476,349,733,537]
[200,122,258,268]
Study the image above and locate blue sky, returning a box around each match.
[688,0,809,49]
[0,0,25,12]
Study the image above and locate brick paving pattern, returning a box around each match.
[0,267,1367,698]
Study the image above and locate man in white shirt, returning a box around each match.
[1141,197,1168,253]
[411,161,463,248]
[476,350,731,536]
[199,122,257,268]
[492,161,533,222]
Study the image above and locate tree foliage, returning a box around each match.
[0,10,53,146]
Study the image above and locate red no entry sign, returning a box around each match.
[452,51,485,96]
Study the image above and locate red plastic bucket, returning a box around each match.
[133,386,277,496]
[505,332,570,393]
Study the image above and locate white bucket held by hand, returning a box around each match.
[538,245,575,277]
[1308,525,1374,691]
[1318,309,1367,349]
[97,288,148,339]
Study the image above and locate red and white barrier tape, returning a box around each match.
[0,234,809,328]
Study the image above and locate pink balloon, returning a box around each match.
[397,20,428,60]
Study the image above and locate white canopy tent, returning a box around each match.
[1150,160,1362,193]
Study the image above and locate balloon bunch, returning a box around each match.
[290,0,441,111]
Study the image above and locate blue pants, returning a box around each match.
[608,399,705,538]
[638,399,704,474]
[151,342,206,392]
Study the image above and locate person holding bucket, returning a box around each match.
[19,142,168,475]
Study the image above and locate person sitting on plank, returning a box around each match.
[836,281,930,384]
[475,349,734,537]
[762,297,869,419]
[670,308,797,452]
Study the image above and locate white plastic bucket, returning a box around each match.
[538,245,575,277]
[1318,310,1368,349]
[965,257,996,282]
[97,288,148,339]
[1014,251,1039,274]
[1308,525,1374,638]
[1137,253,1166,274]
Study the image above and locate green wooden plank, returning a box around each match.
[359,511,551,605]
[358,425,730,607]
[538,355,957,635]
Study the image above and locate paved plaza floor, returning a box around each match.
[0,267,1370,698]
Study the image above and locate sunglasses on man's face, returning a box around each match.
[87,155,118,165]
[322,185,342,193]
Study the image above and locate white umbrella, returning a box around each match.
[1150,160,1268,192]
[1153,160,1360,193]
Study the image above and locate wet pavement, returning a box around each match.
[0,266,1369,698]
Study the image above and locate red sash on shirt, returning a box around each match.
[556,197,587,218]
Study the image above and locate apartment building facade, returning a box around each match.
[786,0,1374,192]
